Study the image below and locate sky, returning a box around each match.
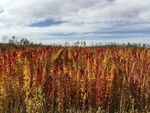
[0,0,150,44]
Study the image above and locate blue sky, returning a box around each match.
[0,0,150,44]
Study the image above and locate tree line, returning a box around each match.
[1,35,41,46]
[1,35,150,48]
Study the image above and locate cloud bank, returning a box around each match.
[0,0,150,44]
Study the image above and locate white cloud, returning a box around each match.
[0,0,150,44]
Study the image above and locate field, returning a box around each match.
[0,45,150,113]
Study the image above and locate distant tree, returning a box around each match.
[19,38,30,45]
[2,35,9,43]
[142,43,147,48]
[64,42,69,46]
[8,36,19,44]
[74,41,80,46]
[6,36,36,46]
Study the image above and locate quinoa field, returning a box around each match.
[0,46,150,113]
